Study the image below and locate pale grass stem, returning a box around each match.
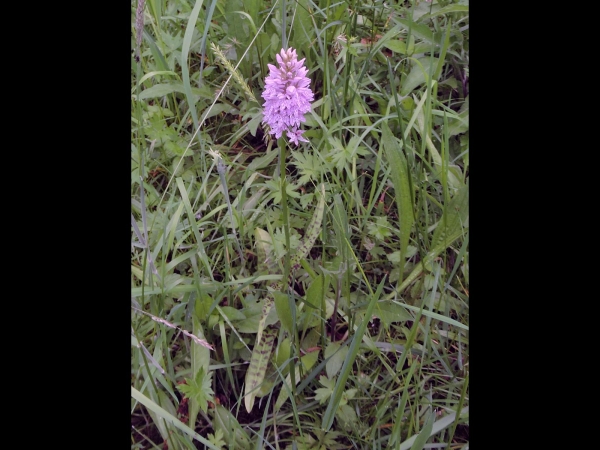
[132,307,214,350]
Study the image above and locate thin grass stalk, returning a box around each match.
[278,136,298,399]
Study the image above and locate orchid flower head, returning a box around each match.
[261,48,314,145]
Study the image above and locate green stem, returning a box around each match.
[277,137,297,397]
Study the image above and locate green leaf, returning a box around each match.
[177,367,214,415]
[305,273,325,309]
[387,246,417,264]
[218,306,246,322]
[275,337,291,371]
[207,429,227,449]
[275,349,321,411]
[325,341,348,379]
[382,122,414,283]
[291,0,317,62]
[235,298,279,333]
[366,216,393,241]
[274,290,294,335]
[409,409,435,450]
[336,404,358,430]
[244,327,277,413]
[342,388,357,403]
[401,56,440,96]
[314,375,335,404]
[247,149,278,173]
[374,301,412,327]
[384,39,407,55]
[138,82,184,100]
[396,18,442,47]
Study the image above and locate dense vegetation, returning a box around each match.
[131,0,469,448]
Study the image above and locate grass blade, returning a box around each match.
[131,386,221,449]
[408,409,434,450]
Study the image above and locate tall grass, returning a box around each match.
[131,0,469,448]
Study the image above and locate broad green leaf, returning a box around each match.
[274,290,294,335]
[396,18,442,47]
[384,39,407,55]
[275,337,291,371]
[235,298,279,333]
[325,341,348,379]
[300,348,320,371]
[224,0,251,78]
[247,150,278,173]
[411,98,463,190]
[305,273,325,310]
[138,82,184,100]
[141,28,169,71]
[244,327,277,413]
[382,122,414,284]
[374,301,412,327]
[330,193,350,261]
[218,306,246,322]
[401,57,440,96]
[297,306,321,331]
[337,404,358,430]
